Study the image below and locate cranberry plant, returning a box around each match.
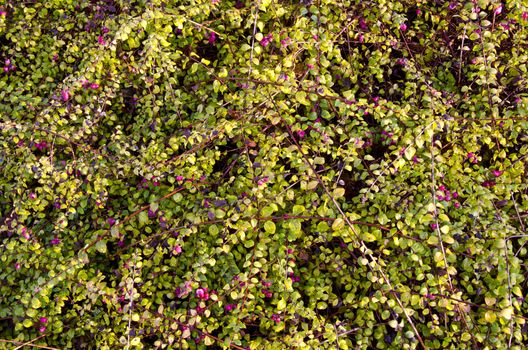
[1,0,528,349]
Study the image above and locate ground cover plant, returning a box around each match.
[1,0,528,348]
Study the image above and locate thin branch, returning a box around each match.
[0,339,59,350]
[13,334,48,350]
[248,0,262,79]
[125,254,137,350]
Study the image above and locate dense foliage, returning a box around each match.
[1,0,528,348]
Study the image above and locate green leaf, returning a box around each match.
[332,188,345,198]
[307,180,319,190]
[261,205,275,217]
[277,298,286,311]
[295,91,309,105]
[484,311,497,323]
[264,221,276,234]
[332,218,345,231]
[31,298,41,309]
[95,240,107,254]
[288,220,302,236]
[362,232,376,242]
[138,211,148,226]
[292,205,305,214]
[404,146,416,160]
[209,224,219,236]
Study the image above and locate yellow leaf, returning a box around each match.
[332,188,345,198]
[332,218,345,231]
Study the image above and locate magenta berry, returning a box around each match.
[61,89,70,102]
[492,170,502,177]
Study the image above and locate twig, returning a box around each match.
[13,334,47,350]
[0,338,59,350]
[125,254,137,350]
[248,0,262,79]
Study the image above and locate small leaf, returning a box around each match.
[277,298,286,310]
[110,225,120,238]
[332,218,345,231]
[362,232,376,242]
[209,224,219,236]
[292,205,305,214]
[307,180,319,190]
[95,240,107,254]
[438,213,450,222]
[500,307,513,320]
[31,298,41,309]
[461,333,471,342]
[404,146,416,160]
[261,205,275,217]
[138,211,148,226]
[484,311,497,323]
[264,221,276,234]
[332,188,345,198]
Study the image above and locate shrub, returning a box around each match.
[1,0,527,349]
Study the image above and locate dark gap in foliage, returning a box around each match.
[196,43,219,63]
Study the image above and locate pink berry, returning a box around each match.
[400,23,407,31]
[494,5,502,15]
[492,170,502,177]
[208,32,216,44]
[39,317,48,323]
[61,89,70,102]
[454,202,460,209]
